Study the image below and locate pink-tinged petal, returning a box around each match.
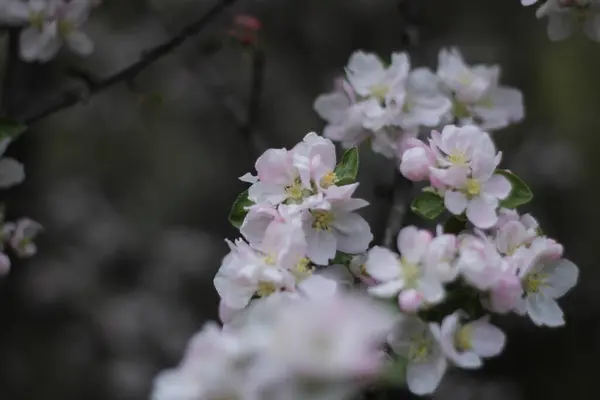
[306,228,337,265]
[406,355,447,395]
[365,246,401,281]
[466,196,498,229]
[334,214,373,254]
[324,183,359,201]
[255,148,294,185]
[430,166,469,187]
[398,289,424,312]
[483,174,511,200]
[397,227,432,263]
[297,275,338,300]
[469,316,506,357]
[314,92,350,124]
[444,191,468,215]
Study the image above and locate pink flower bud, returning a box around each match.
[398,289,424,312]
[399,146,434,182]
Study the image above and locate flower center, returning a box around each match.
[256,281,277,297]
[312,210,334,231]
[284,178,311,203]
[448,151,468,166]
[292,257,314,281]
[401,258,420,287]
[319,171,337,189]
[58,19,75,37]
[29,12,45,31]
[370,84,389,103]
[408,336,433,362]
[452,100,471,119]
[465,178,481,197]
[523,272,548,294]
[454,325,473,351]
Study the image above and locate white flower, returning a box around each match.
[4,217,42,257]
[388,316,447,395]
[0,252,10,276]
[517,239,578,327]
[299,184,372,265]
[314,78,371,149]
[3,0,96,62]
[437,48,524,131]
[263,293,395,380]
[391,68,452,130]
[523,0,539,4]
[424,232,459,283]
[536,0,600,42]
[399,137,437,182]
[213,221,307,309]
[435,311,505,369]
[151,322,262,400]
[430,125,511,228]
[456,233,506,290]
[0,138,25,188]
[366,226,444,310]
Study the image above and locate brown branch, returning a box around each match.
[20,0,241,124]
[240,47,266,155]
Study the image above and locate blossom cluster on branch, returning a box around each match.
[0,124,42,275]
[523,0,600,41]
[0,0,101,61]
[151,119,579,397]
[314,48,524,164]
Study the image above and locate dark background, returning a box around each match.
[0,0,596,399]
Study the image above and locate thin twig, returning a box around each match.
[21,0,241,124]
[381,172,413,249]
[240,48,266,154]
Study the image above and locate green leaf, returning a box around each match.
[444,215,467,234]
[411,192,445,220]
[0,118,26,142]
[496,169,533,209]
[334,147,359,185]
[331,251,353,266]
[228,189,254,229]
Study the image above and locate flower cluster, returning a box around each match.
[524,0,600,41]
[215,132,372,319]
[400,124,512,229]
[363,217,577,394]
[152,293,397,400]
[152,127,579,399]
[0,134,42,275]
[0,0,101,62]
[314,48,524,161]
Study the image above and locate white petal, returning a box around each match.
[526,294,564,327]
[67,31,94,56]
[306,228,337,265]
[365,246,401,281]
[483,174,511,200]
[368,280,404,297]
[544,258,579,299]
[314,93,350,124]
[0,158,24,187]
[397,226,431,263]
[466,196,498,229]
[444,191,468,215]
[469,317,506,357]
[406,356,447,395]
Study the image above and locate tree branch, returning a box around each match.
[240,47,266,155]
[20,0,241,124]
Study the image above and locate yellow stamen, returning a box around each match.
[452,100,471,119]
[448,151,468,166]
[256,281,277,297]
[312,210,334,231]
[320,171,337,189]
[465,178,481,197]
[523,272,548,294]
[455,325,473,351]
[401,258,420,287]
[370,84,389,103]
[408,337,432,362]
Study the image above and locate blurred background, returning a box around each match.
[0,0,596,399]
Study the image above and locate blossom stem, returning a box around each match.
[381,172,414,249]
[21,0,242,124]
[240,47,266,155]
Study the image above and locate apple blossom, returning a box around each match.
[4,217,43,257]
[429,125,511,228]
[437,48,524,131]
[366,226,445,311]
[536,0,600,42]
[388,316,447,395]
[517,238,578,327]
[434,311,505,369]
